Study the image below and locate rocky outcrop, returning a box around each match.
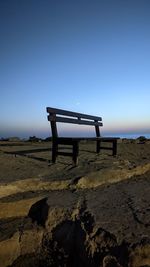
[2,173,149,267]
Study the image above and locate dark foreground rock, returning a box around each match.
[1,173,149,267]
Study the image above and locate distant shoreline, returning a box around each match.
[0,133,150,141]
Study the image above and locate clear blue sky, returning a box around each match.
[1,0,150,138]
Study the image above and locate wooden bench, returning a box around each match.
[46,107,119,165]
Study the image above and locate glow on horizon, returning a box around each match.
[1,120,150,139]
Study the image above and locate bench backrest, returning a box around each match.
[46,107,103,139]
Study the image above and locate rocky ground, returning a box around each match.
[0,140,150,267]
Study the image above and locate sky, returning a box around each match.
[0,0,150,139]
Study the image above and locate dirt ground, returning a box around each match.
[0,140,150,267]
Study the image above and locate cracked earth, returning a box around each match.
[0,140,150,267]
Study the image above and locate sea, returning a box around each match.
[105,133,150,139]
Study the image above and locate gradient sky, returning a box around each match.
[1,0,150,138]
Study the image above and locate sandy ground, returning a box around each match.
[0,140,150,267]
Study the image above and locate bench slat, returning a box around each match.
[47,107,102,121]
[48,115,103,126]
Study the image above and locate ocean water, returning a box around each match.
[105,133,150,139]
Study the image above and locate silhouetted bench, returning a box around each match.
[46,107,119,165]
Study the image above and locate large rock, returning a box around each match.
[1,173,150,267]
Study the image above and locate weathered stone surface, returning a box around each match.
[7,173,150,267]
[0,232,20,267]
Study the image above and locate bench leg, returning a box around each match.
[96,140,101,153]
[72,141,79,166]
[112,140,117,156]
[97,139,117,156]
[52,141,58,163]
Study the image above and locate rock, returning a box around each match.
[1,174,150,267]
[103,255,122,267]
[0,232,20,267]
[129,237,150,267]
